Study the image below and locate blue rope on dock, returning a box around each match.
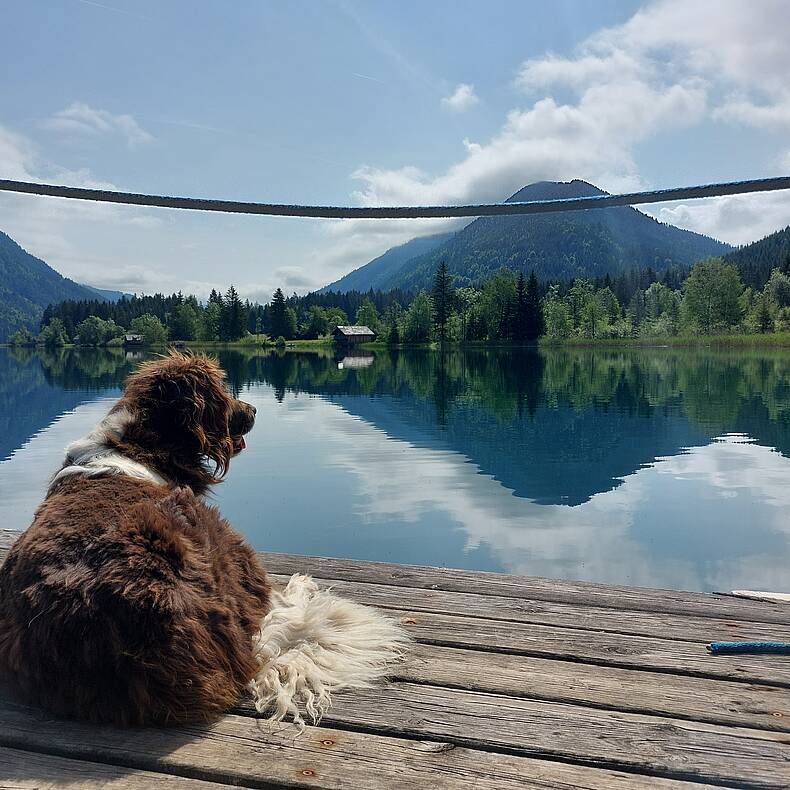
[707,641,790,655]
[0,175,789,219]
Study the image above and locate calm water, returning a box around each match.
[2,345,790,593]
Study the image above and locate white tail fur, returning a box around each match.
[248,574,409,727]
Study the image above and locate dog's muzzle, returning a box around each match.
[230,401,256,454]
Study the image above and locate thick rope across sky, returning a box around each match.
[0,175,789,220]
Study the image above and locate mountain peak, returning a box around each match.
[505,179,606,204]
[321,179,731,293]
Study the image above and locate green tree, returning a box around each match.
[567,279,594,331]
[269,288,295,339]
[324,307,348,332]
[580,297,606,339]
[75,315,124,346]
[403,290,433,343]
[431,261,454,342]
[766,268,790,308]
[304,305,330,338]
[355,299,380,334]
[200,302,221,341]
[596,287,620,324]
[38,318,69,347]
[220,285,247,341]
[542,285,572,339]
[682,258,744,333]
[385,302,402,345]
[129,313,168,345]
[524,270,544,341]
[169,303,200,341]
[480,269,516,340]
[8,326,36,346]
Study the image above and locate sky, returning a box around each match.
[1,0,789,301]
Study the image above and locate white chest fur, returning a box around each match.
[49,408,166,492]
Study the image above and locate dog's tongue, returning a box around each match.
[238,436,246,451]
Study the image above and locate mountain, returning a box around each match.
[0,230,103,341]
[724,225,790,289]
[325,180,731,292]
[83,285,129,302]
[319,232,456,293]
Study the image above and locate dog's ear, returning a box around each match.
[124,353,234,480]
[165,365,234,479]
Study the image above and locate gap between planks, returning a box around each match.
[227,682,790,789]
[260,552,790,625]
[0,699,776,790]
[266,572,790,645]
[396,642,790,733]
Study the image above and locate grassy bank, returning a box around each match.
[539,333,790,349]
[6,333,790,352]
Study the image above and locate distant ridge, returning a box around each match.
[320,232,456,293]
[724,225,790,288]
[83,285,130,302]
[322,180,732,293]
[0,230,108,341]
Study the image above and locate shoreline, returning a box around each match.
[5,332,790,351]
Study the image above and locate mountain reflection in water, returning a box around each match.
[1,345,789,592]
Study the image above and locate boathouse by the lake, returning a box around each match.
[332,325,376,346]
[123,334,145,348]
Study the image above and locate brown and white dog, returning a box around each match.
[0,352,405,727]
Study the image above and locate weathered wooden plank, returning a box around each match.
[397,643,790,732]
[269,573,790,645]
[0,700,725,790]
[4,536,788,627]
[261,552,790,625]
[233,684,790,789]
[0,746,233,788]
[389,608,790,686]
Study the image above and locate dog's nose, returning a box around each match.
[251,405,257,415]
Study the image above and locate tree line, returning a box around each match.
[8,253,790,348]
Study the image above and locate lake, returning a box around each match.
[1,344,789,593]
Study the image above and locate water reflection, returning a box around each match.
[1,345,789,592]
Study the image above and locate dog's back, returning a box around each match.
[0,475,270,725]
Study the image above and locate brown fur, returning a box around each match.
[0,353,271,725]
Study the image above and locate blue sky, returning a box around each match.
[1,0,789,299]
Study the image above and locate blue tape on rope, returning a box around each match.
[707,641,790,655]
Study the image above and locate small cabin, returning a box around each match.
[123,334,145,347]
[332,325,376,346]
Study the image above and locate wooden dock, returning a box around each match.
[1,532,789,788]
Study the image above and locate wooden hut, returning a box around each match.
[332,325,376,346]
[123,334,145,348]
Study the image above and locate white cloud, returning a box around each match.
[0,123,164,291]
[42,102,153,146]
[648,191,790,246]
[714,95,790,130]
[321,0,790,280]
[440,83,479,112]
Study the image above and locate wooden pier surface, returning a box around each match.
[1,530,789,789]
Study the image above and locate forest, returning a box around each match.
[7,254,790,348]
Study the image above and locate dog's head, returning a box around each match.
[117,352,255,490]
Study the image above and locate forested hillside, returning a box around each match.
[725,226,790,288]
[325,181,731,292]
[0,231,103,341]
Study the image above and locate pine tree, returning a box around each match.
[269,288,292,339]
[431,261,453,342]
[220,285,247,341]
[524,270,544,341]
[512,271,528,343]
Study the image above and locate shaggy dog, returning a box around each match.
[0,352,405,727]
